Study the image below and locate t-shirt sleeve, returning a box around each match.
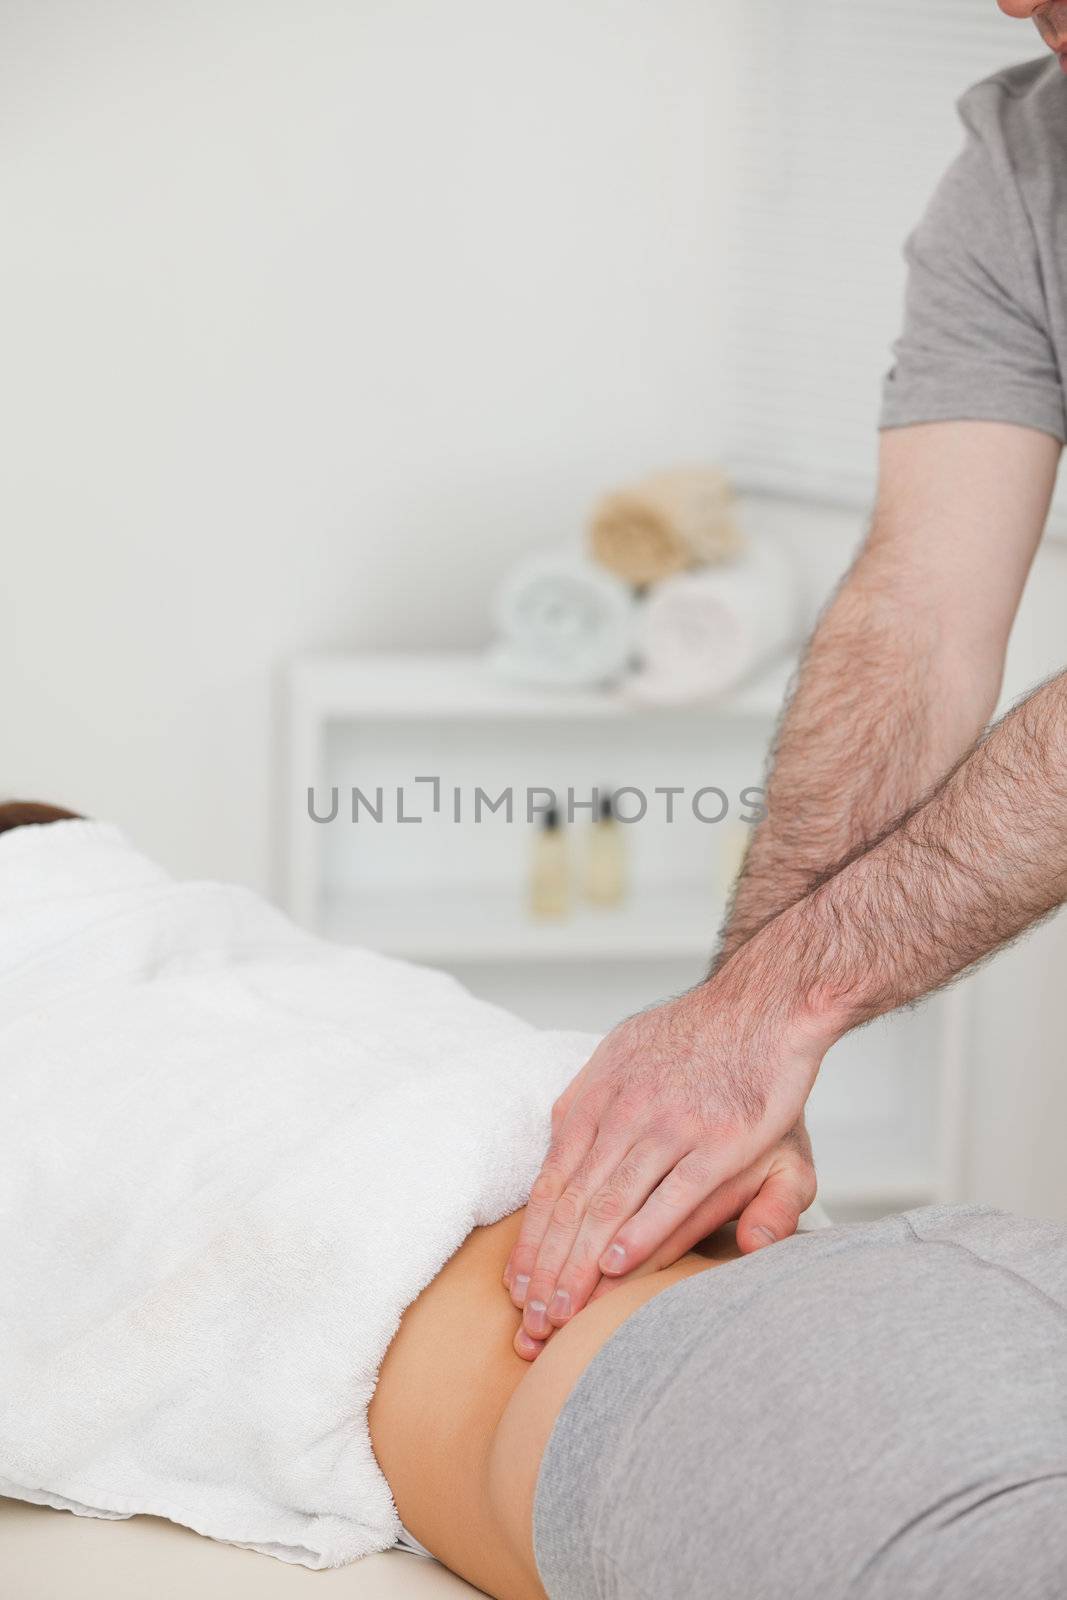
[879,84,1066,443]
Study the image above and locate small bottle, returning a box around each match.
[530,805,570,918]
[584,791,626,907]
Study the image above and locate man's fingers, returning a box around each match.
[502,1064,601,1293]
[584,1177,746,1307]
[533,1132,696,1333]
[519,1124,654,1339]
[516,1268,607,1357]
[735,1143,817,1254]
[630,1180,749,1271]
[503,1094,609,1307]
[550,1076,583,1139]
[513,1322,550,1362]
[597,1138,745,1277]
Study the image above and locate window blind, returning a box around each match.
[716,1,1063,523]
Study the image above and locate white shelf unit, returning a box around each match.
[285,649,970,1217]
[320,881,729,965]
[285,650,792,941]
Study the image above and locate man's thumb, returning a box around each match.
[735,1161,816,1253]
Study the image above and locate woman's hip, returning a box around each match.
[531,1205,1067,1600]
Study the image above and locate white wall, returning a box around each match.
[718,1,1043,505]
[960,536,1067,1220]
[1,0,738,890]
[6,2,1067,1221]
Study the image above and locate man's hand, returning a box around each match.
[509,1119,816,1360]
[502,974,828,1344]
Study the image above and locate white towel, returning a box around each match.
[627,535,800,705]
[589,465,744,586]
[0,821,595,1568]
[488,552,637,689]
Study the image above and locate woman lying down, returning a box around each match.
[3,806,1067,1600]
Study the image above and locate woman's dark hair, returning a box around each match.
[0,801,82,835]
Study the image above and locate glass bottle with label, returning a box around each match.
[530,805,570,918]
[584,791,626,907]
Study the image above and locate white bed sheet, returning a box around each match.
[0,1499,486,1598]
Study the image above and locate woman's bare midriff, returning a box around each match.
[368,1207,738,1599]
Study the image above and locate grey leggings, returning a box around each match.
[533,1205,1067,1600]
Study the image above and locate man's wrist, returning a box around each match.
[703,896,852,1058]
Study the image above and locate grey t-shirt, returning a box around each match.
[880,56,1067,444]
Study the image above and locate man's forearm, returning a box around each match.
[728,665,1067,1046]
[714,542,998,968]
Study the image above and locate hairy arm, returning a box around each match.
[503,422,1060,1351]
[582,641,1067,1297]
[727,658,1067,1051]
[715,422,1057,968]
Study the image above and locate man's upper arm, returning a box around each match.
[880,78,1066,446]
[869,421,1060,673]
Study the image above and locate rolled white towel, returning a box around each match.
[627,535,800,705]
[589,465,743,586]
[488,552,637,689]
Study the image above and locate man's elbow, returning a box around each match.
[821,551,1004,740]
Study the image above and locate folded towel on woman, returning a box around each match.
[589,466,743,588]
[627,534,800,705]
[488,552,636,688]
[0,821,594,1568]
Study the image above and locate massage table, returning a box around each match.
[0,1499,486,1598]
